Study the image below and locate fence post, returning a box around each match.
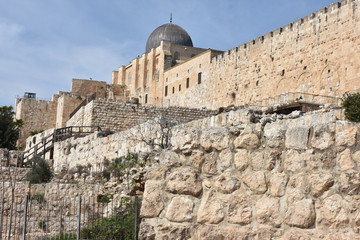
[77,197,82,240]
[22,195,28,240]
[134,196,138,240]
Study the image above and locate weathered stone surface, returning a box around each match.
[234,134,260,150]
[242,171,267,194]
[218,148,233,172]
[157,225,192,240]
[285,199,316,228]
[251,149,280,171]
[200,127,231,151]
[308,172,334,197]
[140,181,164,218]
[196,226,257,240]
[338,149,355,171]
[335,124,357,147]
[202,152,218,174]
[214,171,240,194]
[284,149,304,172]
[158,150,182,168]
[269,172,288,197]
[310,124,335,150]
[234,149,249,171]
[285,126,310,150]
[165,197,194,222]
[338,172,360,195]
[197,190,224,224]
[264,123,286,148]
[165,167,202,196]
[255,196,281,226]
[138,221,156,240]
[228,192,252,225]
[318,194,349,228]
[190,150,204,172]
[171,127,199,151]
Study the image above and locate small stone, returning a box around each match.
[285,199,316,228]
[284,149,304,172]
[165,167,202,196]
[140,181,164,218]
[310,124,334,150]
[165,197,194,222]
[264,123,286,148]
[202,152,218,174]
[308,172,334,197]
[218,148,233,172]
[228,193,252,225]
[319,194,349,228]
[190,150,203,172]
[234,134,260,150]
[269,172,288,197]
[255,196,281,226]
[242,171,267,194]
[338,172,360,195]
[197,190,224,224]
[234,149,249,171]
[200,127,232,151]
[171,127,199,151]
[335,124,357,147]
[214,171,240,194]
[338,149,355,171]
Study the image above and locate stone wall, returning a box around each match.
[138,109,360,239]
[66,100,217,132]
[0,149,24,167]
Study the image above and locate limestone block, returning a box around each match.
[308,172,334,197]
[140,181,164,218]
[214,171,240,194]
[234,149,249,171]
[234,134,260,150]
[157,225,192,240]
[171,127,199,151]
[310,124,335,150]
[338,149,355,171]
[255,196,281,226]
[251,149,280,171]
[269,172,288,197]
[335,124,357,147]
[264,123,286,148]
[196,226,256,240]
[353,150,360,169]
[190,150,203,172]
[199,127,231,151]
[165,167,202,196]
[228,192,252,225]
[285,126,310,150]
[218,148,233,172]
[242,171,267,194]
[285,199,316,228]
[158,150,182,168]
[318,194,349,228]
[197,190,224,224]
[165,196,194,222]
[338,172,360,195]
[202,152,218,174]
[284,149,304,172]
[138,221,156,240]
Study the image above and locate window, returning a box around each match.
[145,94,148,104]
[172,87,175,94]
[179,84,181,91]
[165,86,168,96]
[186,78,190,88]
[198,72,202,84]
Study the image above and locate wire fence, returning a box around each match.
[0,193,140,240]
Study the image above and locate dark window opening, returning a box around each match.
[165,86,168,96]
[179,84,181,91]
[186,78,190,88]
[198,72,202,84]
[145,94,148,104]
[172,87,175,94]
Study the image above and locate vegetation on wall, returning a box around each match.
[342,92,360,122]
[0,106,23,150]
[26,156,53,183]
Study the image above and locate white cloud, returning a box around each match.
[0,22,24,45]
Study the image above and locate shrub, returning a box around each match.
[30,194,45,202]
[26,156,53,184]
[342,92,360,122]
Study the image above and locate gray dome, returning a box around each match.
[145,23,193,53]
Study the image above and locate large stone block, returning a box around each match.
[234,134,260,150]
[228,192,252,225]
[171,127,199,151]
[285,126,310,150]
[140,181,164,218]
[197,190,224,224]
[318,194,349,228]
[165,167,202,196]
[310,124,335,150]
[165,196,194,222]
[308,172,334,197]
[214,171,240,194]
[234,149,249,171]
[200,127,232,151]
[335,124,357,147]
[285,199,316,228]
[255,196,281,227]
[269,172,288,197]
[242,171,267,194]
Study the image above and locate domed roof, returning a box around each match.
[145,23,193,53]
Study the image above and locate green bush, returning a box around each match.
[26,156,53,184]
[30,194,45,202]
[342,92,360,122]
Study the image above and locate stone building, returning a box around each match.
[15,0,360,147]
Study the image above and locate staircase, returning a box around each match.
[22,126,102,166]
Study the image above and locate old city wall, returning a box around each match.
[66,100,217,132]
[15,97,59,147]
[55,93,84,128]
[163,0,360,109]
[138,109,360,239]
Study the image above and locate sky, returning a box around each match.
[0,0,336,107]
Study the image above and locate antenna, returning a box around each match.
[170,13,172,23]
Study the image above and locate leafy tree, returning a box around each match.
[342,92,360,122]
[26,156,53,183]
[0,106,23,150]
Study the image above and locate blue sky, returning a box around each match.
[0,0,335,107]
